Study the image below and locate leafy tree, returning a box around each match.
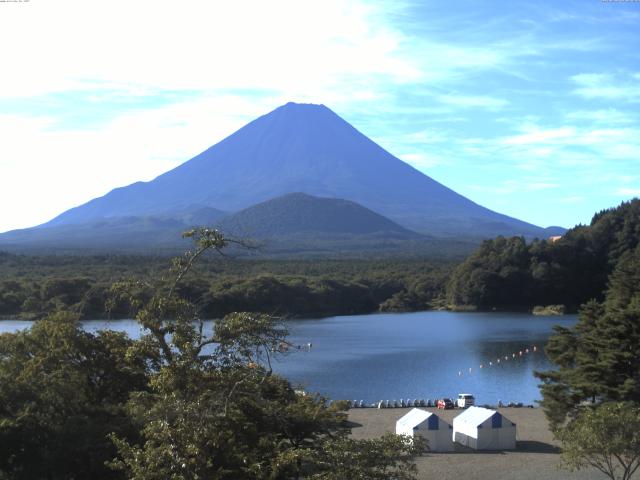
[0,311,148,480]
[308,433,426,480]
[108,228,425,479]
[557,402,640,480]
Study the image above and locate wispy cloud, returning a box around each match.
[398,152,442,169]
[565,108,635,125]
[571,72,640,102]
[559,196,585,204]
[468,178,560,196]
[436,94,508,110]
[616,188,640,197]
[502,127,576,145]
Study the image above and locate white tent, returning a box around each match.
[452,406,516,450]
[395,408,454,452]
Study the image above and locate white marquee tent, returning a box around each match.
[395,408,454,452]
[452,406,516,450]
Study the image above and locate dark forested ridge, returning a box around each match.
[0,201,477,256]
[219,192,420,238]
[0,253,453,320]
[446,199,640,311]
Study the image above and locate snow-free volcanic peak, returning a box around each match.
[39,102,551,238]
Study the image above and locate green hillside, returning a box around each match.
[446,198,640,311]
[219,192,420,238]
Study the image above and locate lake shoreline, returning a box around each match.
[2,311,577,406]
[0,304,573,322]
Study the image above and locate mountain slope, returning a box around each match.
[219,193,420,238]
[0,207,227,252]
[40,102,556,238]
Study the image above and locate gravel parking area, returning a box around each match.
[348,407,612,480]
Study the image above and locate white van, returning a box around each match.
[457,393,475,408]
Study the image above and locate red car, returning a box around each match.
[437,398,454,409]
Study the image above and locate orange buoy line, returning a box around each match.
[457,345,538,377]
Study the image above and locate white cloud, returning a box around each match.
[436,94,508,110]
[398,152,441,169]
[565,108,635,124]
[559,196,585,204]
[571,72,640,101]
[616,187,640,197]
[467,178,560,196]
[527,182,560,191]
[502,127,576,145]
[0,0,420,101]
[403,130,451,144]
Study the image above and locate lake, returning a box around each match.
[0,311,576,405]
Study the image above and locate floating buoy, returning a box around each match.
[454,345,543,382]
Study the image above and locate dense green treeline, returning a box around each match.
[0,253,453,319]
[446,199,640,311]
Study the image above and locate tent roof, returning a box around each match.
[454,406,503,427]
[396,408,433,429]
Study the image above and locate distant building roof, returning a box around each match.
[549,236,562,243]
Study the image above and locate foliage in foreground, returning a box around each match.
[0,228,426,479]
[557,402,640,480]
[0,312,148,480]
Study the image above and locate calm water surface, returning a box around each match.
[0,311,576,405]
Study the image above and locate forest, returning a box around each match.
[1,199,638,320]
[0,253,453,320]
[446,199,640,312]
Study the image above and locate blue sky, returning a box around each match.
[0,0,638,233]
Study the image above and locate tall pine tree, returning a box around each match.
[536,244,640,427]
